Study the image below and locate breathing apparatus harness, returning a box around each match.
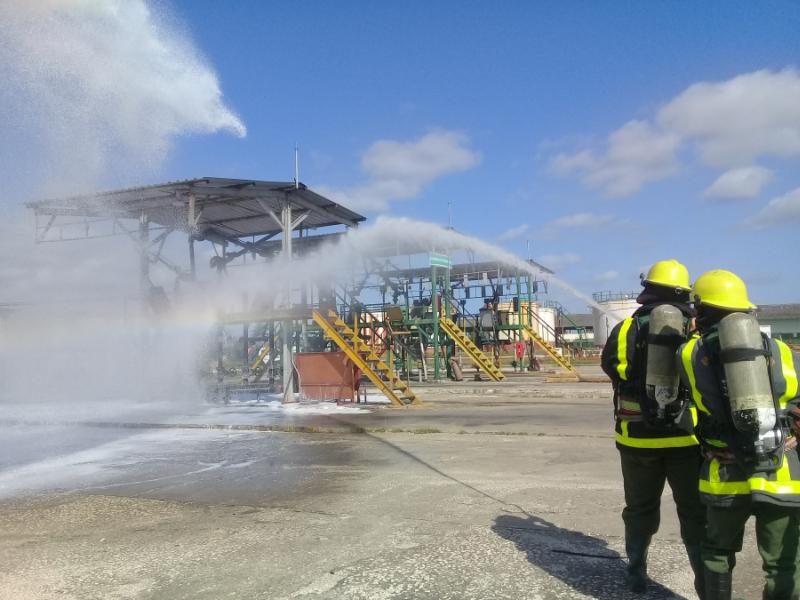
[614,302,692,431]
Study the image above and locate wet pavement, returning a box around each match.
[0,372,766,599]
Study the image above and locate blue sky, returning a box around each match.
[159,1,800,309]
[2,1,799,311]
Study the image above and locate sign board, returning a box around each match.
[429,253,451,269]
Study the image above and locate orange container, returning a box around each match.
[294,352,360,402]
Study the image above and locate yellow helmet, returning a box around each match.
[691,269,756,311]
[642,259,691,292]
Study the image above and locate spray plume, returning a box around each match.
[0,3,612,498]
[0,0,246,196]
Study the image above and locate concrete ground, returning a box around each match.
[0,368,765,599]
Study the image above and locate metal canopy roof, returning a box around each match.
[27,177,365,242]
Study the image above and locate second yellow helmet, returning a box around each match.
[692,269,756,311]
[642,259,691,292]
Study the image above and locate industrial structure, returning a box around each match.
[591,291,639,346]
[27,177,587,406]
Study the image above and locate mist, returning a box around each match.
[0,0,245,197]
[0,0,246,463]
[0,1,605,499]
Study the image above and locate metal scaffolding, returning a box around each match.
[26,177,582,405]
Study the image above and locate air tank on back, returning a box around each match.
[645,304,685,418]
[718,312,776,439]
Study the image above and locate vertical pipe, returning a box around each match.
[187,191,197,281]
[516,273,523,372]
[281,200,293,397]
[243,321,250,382]
[431,265,440,381]
[188,236,196,280]
[516,273,523,340]
[405,281,412,377]
[138,211,149,306]
[526,275,534,370]
[443,263,451,375]
[269,321,276,385]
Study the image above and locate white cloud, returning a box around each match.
[746,186,800,229]
[660,69,800,167]
[550,68,800,197]
[549,120,681,196]
[550,212,615,228]
[593,270,619,283]
[318,130,481,212]
[535,212,619,240]
[497,224,528,242]
[537,253,581,272]
[703,166,774,200]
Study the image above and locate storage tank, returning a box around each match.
[592,291,639,346]
[537,307,557,343]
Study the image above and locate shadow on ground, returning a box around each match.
[493,513,686,599]
[347,424,687,600]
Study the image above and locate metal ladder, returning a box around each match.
[522,325,576,373]
[439,316,505,382]
[311,309,421,407]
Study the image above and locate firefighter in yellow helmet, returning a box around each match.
[601,260,704,595]
[678,270,800,600]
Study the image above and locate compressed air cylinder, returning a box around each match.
[646,304,684,408]
[718,312,775,435]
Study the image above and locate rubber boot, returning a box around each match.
[704,569,731,600]
[625,534,651,593]
[685,544,704,599]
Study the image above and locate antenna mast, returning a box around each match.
[294,144,300,189]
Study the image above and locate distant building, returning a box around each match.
[757,304,800,343]
[559,313,595,345]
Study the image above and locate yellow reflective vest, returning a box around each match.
[677,329,800,507]
[601,305,699,452]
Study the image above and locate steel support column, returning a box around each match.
[281,200,293,396]
[188,237,197,280]
[431,265,440,381]
[138,211,150,302]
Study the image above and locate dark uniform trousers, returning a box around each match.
[705,501,800,599]
[620,447,705,544]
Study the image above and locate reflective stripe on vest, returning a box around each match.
[616,420,698,449]
[620,399,641,412]
[681,337,710,415]
[700,457,800,496]
[777,340,798,409]
[616,318,634,381]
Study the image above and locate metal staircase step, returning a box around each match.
[439,317,504,382]
[313,309,422,406]
[523,325,575,372]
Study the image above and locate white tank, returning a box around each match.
[538,307,557,343]
[592,295,639,346]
